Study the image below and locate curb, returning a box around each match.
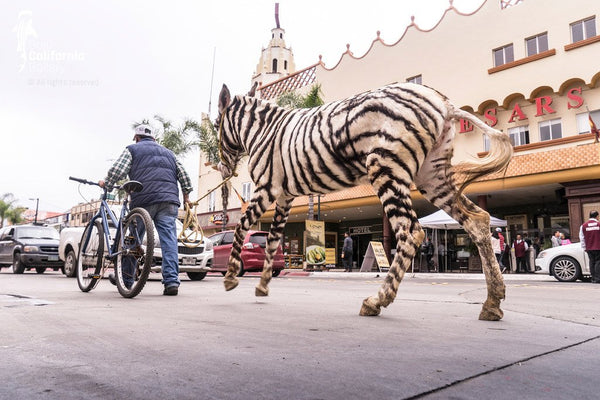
[279,270,553,281]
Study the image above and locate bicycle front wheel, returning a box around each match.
[76,220,105,292]
[115,207,154,298]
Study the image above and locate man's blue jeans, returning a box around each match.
[121,202,180,288]
[145,202,180,288]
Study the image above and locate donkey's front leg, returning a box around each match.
[224,187,274,292]
[256,197,292,297]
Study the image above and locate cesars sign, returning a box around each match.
[459,87,586,133]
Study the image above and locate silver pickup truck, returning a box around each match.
[59,219,212,281]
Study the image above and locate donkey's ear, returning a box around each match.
[218,84,231,114]
[247,81,258,97]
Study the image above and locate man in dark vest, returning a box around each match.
[580,210,600,283]
[99,124,193,295]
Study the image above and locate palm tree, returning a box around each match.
[132,115,200,158]
[276,84,324,220]
[5,206,26,225]
[196,114,220,165]
[0,193,18,228]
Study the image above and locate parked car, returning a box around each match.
[59,219,212,281]
[0,225,64,274]
[208,230,284,277]
[535,242,590,282]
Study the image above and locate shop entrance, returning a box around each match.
[354,234,372,270]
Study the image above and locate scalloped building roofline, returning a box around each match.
[319,0,489,71]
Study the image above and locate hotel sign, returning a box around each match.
[350,226,372,235]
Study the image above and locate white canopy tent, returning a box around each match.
[417,210,507,272]
[418,210,507,230]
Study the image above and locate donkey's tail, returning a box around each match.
[449,107,513,197]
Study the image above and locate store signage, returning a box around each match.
[359,242,390,272]
[350,226,371,235]
[459,86,585,133]
[305,220,325,265]
[210,213,228,225]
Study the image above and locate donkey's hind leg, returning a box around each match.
[419,183,504,320]
[452,196,505,321]
[415,115,504,320]
[255,197,292,297]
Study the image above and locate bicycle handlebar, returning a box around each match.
[69,176,99,186]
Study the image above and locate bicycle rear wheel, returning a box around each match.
[76,220,105,292]
[115,207,154,298]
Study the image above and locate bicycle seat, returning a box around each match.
[121,180,144,194]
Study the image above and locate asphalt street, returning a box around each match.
[1,269,599,400]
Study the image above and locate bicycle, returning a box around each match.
[69,176,155,298]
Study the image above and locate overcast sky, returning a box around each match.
[1,0,483,214]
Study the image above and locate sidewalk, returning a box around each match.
[279,268,553,281]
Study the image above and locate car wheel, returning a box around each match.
[36,267,46,274]
[272,269,281,277]
[551,256,581,282]
[187,271,207,281]
[12,255,25,274]
[63,249,77,277]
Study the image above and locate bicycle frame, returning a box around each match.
[76,180,143,274]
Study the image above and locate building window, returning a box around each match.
[525,33,548,56]
[539,118,562,141]
[576,110,600,134]
[571,17,597,43]
[242,182,252,202]
[406,75,422,85]
[284,60,288,70]
[483,135,491,152]
[208,191,216,212]
[493,44,514,67]
[272,59,278,73]
[508,125,530,146]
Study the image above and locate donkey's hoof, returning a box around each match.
[359,297,381,316]
[479,305,503,321]
[223,277,239,291]
[255,285,269,297]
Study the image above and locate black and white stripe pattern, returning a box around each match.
[217,82,513,320]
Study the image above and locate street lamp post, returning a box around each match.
[29,198,39,224]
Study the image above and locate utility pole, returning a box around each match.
[29,197,39,224]
[208,47,216,116]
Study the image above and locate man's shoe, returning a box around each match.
[163,285,179,296]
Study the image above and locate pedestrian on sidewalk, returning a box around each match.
[341,232,353,272]
[421,236,435,271]
[580,210,600,283]
[551,231,561,247]
[512,234,529,273]
[491,230,504,272]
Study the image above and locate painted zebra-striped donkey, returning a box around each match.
[216,82,512,320]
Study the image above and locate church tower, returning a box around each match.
[252,3,296,90]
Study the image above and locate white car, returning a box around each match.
[60,219,213,281]
[535,242,590,282]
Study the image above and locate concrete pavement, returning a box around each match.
[1,270,598,400]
